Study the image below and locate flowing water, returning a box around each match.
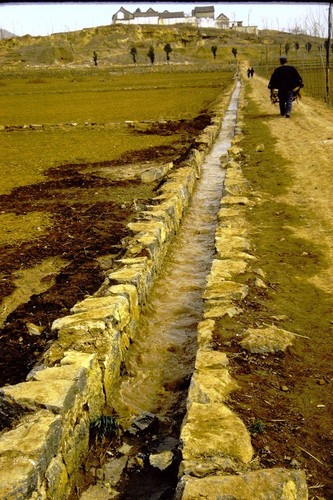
[113,82,241,424]
[80,81,241,499]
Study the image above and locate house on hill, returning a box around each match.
[159,10,190,26]
[112,5,258,33]
[0,28,15,39]
[191,6,215,27]
[112,5,224,28]
[112,6,187,26]
[215,13,230,30]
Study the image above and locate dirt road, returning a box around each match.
[248,68,333,290]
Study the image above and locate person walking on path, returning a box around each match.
[268,56,303,117]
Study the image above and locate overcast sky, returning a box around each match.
[0,2,329,37]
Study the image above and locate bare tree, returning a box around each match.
[302,5,328,37]
[93,51,98,66]
[130,47,137,63]
[211,45,217,60]
[305,41,312,54]
[164,43,172,62]
[294,41,300,60]
[288,22,305,35]
[147,46,155,65]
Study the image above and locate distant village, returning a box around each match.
[0,5,258,40]
[112,5,258,34]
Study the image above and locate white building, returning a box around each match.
[112,5,223,28]
[112,5,258,33]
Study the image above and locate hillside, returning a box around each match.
[0,23,323,67]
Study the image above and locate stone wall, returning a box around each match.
[0,86,233,499]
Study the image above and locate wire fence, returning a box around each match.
[254,56,333,105]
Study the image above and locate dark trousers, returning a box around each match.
[278,89,293,115]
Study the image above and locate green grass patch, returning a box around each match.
[0,69,234,194]
[0,70,232,124]
[0,212,51,245]
[0,128,177,195]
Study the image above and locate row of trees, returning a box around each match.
[129,44,172,65]
[131,44,238,64]
[211,46,237,59]
[93,44,172,66]
[92,40,331,66]
[92,44,239,66]
[283,40,333,56]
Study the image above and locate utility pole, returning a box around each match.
[325,2,332,104]
[247,10,251,26]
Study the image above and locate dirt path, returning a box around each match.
[222,68,333,498]
[247,70,333,292]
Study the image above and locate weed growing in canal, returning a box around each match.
[89,415,119,440]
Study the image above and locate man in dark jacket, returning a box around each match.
[268,56,303,117]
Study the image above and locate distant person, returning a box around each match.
[247,67,251,78]
[250,67,254,78]
[268,56,303,118]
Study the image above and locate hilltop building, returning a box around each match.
[112,6,258,33]
[0,28,15,39]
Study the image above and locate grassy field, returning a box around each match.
[0,68,234,123]
[0,66,235,195]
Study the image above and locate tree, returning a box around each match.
[302,6,327,37]
[130,47,137,63]
[305,41,312,54]
[231,47,237,59]
[285,42,290,55]
[164,43,172,62]
[147,46,155,64]
[211,45,217,60]
[324,40,333,53]
[294,41,300,60]
[93,51,98,66]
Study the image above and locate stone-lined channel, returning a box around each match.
[79,82,241,499]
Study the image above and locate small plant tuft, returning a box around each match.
[90,415,118,439]
[249,419,266,435]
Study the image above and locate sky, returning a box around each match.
[0,2,330,37]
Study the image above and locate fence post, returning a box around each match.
[325,2,332,104]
